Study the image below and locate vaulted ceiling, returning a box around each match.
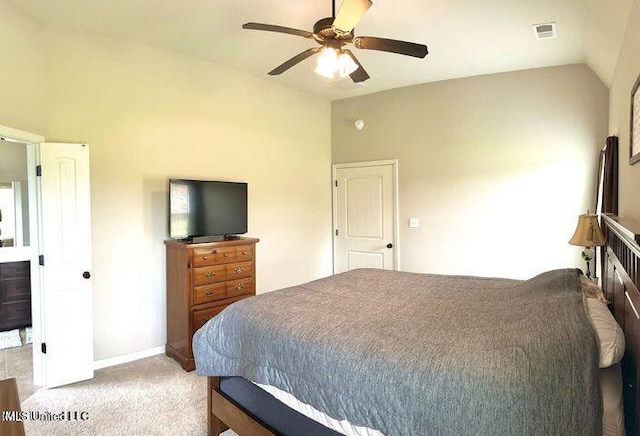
[7,0,634,100]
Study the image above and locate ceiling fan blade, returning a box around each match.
[268,47,322,76]
[243,22,313,39]
[332,0,372,34]
[354,36,428,58]
[343,50,370,83]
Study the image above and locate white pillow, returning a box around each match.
[600,364,625,436]
[585,298,625,368]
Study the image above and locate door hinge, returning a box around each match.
[39,255,44,266]
[41,343,47,354]
[335,229,339,236]
[334,180,338,187]
[36,165,42,176]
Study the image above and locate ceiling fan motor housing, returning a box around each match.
[314,17,354,44]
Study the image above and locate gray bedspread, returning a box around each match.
[193,268,601,435]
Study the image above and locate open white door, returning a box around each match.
[39,142,93,388]
[333,160,398,273]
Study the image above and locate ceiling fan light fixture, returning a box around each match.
[337,52,358,77]
[315,48,358,79]
[315,47,339,78]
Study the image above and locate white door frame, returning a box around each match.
[332,159,400,273]
[0,124,45,387]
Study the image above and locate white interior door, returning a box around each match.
[333,160,398,273]
[39,142,93,388]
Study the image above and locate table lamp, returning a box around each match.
[569,213,606,278]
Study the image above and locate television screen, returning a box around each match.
[169,179,247,240]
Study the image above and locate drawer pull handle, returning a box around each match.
[204,271,216,279]
[224,253,229,257]
[202,256,208,260]
[234,283,244,291]
[242,251,247,255]
[204,290,215,297]
[235,267,244,274]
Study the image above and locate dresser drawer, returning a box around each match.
[215,247,236,263]
[0,261,30,279]
[0,301,32,330]
[192,248,217,267]
[0,278,31,302]
[193,265,227,286]
[226,278,253,298]
[192,305,227,333]
[226,261,252,280]
[193,282,227,305]
[193,247,236,267]
[235,245,253,262]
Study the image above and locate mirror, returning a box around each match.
[0,140,30,247]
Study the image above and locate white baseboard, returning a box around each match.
[93,345,165,370]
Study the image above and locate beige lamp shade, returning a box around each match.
[569,213,606,247]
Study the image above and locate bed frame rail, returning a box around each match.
[208,377,276,436]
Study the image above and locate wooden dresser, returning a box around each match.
[165,237,259,371]
[0,261,31,331]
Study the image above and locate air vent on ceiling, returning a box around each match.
[533,22,557,40]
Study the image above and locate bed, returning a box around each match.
[192,214,637,435]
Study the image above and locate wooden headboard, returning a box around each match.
[601,214,640,435]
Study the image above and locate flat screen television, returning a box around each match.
[169,179,247,241]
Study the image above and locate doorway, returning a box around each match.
[332,160,399,273]
[0,125,94,395]
[0,126,42,400]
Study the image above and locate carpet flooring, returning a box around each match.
[20,354,230,436]
[0,331,38,402]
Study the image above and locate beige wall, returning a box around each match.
[1,5,332,361]
[609,0,640,222]
[333,65,609,279]
[0,2,47,133]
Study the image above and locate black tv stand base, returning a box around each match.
[191,235,241,243]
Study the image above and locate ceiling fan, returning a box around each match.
[242,0,429,83]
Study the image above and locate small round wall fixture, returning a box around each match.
[354,119,365,130]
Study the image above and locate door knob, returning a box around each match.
[82,271,91,279]
[386,243,393,249]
